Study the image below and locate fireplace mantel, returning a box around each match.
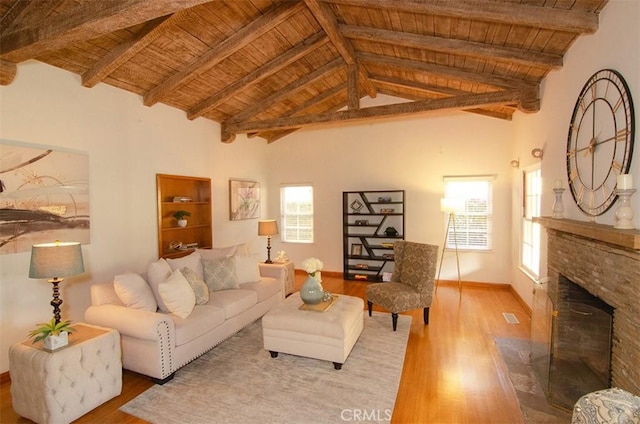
[535,217,640,250]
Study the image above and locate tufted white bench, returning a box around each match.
[262,292,364,369]
[9,323,122,424]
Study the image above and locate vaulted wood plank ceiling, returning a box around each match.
[0,0,610,143]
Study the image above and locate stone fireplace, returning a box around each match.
[536,218,640,407]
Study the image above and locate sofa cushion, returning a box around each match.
[181,266,209,305]
[113,273,157,312]
[147,258,172,312]
[203,257,239,291]
[207,289,258,319]
[234,253,262,284]
[239,277,280,303]
[172,304,226,347]
[158,269,196,319]
[166,251,203,280]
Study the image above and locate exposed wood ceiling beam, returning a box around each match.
[303,0,376,99]
[323,0,599,33]
[358,52,537,91]
[0,0,215,62]
[188,32,330,120]
[340,24,563,69]
[226,57,344,126]
[0,0,63,36]
[223,88,537,136]
[82,15,171,88]
[0,59,17,85]
[143,1,305,106]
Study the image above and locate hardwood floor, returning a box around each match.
[1,275,531,423]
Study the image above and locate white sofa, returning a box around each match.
[85,246,284,384]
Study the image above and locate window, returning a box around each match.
[521,167,541,277]
[443,176,493,251]
[280,185,314,243]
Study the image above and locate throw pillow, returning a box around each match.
[166,250,203,280]
[147,258,173,312]
[158,269,196,319]
[203,257,239,291]
[113,273,157,312]
[234,253,262,284]
[181,266,209,305]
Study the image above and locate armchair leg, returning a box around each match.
[423,307,430,325]
[367,301,373,317]
[392,313,398,331]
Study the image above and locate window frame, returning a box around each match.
[280,184,314,244]
[520,166,542,278]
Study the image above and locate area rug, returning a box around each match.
[495,337,572,424]
[121,312,411,423]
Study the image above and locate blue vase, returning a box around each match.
[300,275,324,305]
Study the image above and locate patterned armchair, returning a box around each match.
[366,241,438,331]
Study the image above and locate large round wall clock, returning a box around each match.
[566,69,635,217]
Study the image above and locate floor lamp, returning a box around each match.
[436,198,463,294]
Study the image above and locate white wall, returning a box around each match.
[263,100,514,282]
[510,0,640,306]
[0,62,269,373]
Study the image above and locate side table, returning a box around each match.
[259,261,295,297]
[9,323,122,424]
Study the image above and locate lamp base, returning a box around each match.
[49,278,64,325]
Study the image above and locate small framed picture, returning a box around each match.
[355,219,369,226]
[351,243,363,256]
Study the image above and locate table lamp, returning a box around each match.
[29,241,85,324]
[258,220,279,263]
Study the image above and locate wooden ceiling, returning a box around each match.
[0,0,610,143]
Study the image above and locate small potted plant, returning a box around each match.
[28,319,76,352]
[173,210,191,227]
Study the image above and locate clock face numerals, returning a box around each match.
[566,69,635,216]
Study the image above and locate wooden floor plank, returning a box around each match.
[0,276,530,423]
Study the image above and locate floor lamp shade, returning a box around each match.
[258,220,278,263]
[29,241,85,324]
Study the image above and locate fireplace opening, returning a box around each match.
[548,275,614,410]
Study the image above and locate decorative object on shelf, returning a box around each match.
[29,241,85,325]
[384,226,398,236]
[350,199,364,213]
[169,241,183,251]
[350,243,362,256]
[300,257,325,305]
[172,196,192,203]
[355,263,368,269]
[28,318,76,352]
[274,250,289,263]
[173,210,190,227]
[378,196,392,203]
[229,179,260,220]
[355,219,369,226]
[258,219,279,263]
[567,69,635,217]
[436,198,464,294]
[614,175,635,229]
[552,180,565,219]
[380,208,395,214]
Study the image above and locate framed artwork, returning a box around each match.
[229,179,260,221]
[351,243,363,256]
[0,139,90,254]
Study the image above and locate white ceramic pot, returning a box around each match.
[43,331,68,352]
[177,219,187,227]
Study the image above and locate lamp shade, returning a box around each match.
[29,242,85,279]
[258,220,279,236]
[440,198,465,214]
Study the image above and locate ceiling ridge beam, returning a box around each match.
[0,0,214,62]
[143,1,306,106]
[187,32,330,120]
[81,15,171,88]
[340,24,563,69]
[358,51,536,90]
[223,89,536,136]
[322,0,599,33]
[304,0,376,98]
[226,57,344,125]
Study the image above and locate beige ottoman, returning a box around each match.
[262,292,364,369]
[9,323,122,424]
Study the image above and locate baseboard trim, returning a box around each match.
[509,285,532,316]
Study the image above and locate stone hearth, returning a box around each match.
[537,218,640,395]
